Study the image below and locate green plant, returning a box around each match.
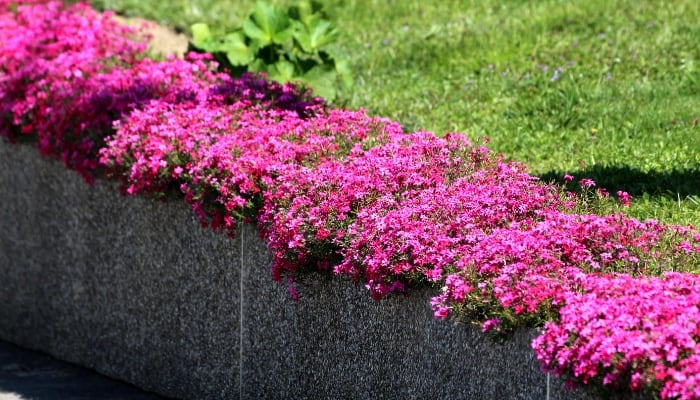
[189,1,352,102]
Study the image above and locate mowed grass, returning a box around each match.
[90,0,700,226]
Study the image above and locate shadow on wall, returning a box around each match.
[539,165,700,198]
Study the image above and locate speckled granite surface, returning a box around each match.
[0,141,240,399]
[0,140,606,399]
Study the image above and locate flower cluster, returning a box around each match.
[258,132,563,296]
[1,1,190,179]
[533,272,700,399]
[101,100,402,234]
[3,3,700,398]
[0,0,146,177]
[431,212,700,330]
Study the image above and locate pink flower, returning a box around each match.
[617,190,633,206]
[482,318,501,333]
[579,178,596,189]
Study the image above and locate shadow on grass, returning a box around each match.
[538,165,700,198]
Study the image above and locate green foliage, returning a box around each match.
[189,1,352,102]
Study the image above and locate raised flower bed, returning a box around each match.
[1,141,594,399]
[1,2,699,399]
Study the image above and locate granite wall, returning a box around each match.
[0,139,599,399]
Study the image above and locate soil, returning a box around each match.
[114,16,189,58]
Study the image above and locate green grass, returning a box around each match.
[90,0,700,226]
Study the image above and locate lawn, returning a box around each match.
[90,0,700,226]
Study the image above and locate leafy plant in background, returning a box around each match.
[189,0,352,102]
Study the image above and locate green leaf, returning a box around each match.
[288,1,313,24]
[302,65,337,101]
[190,22,220,53]
[292,22,313,53]
[242,2,293,46]
[306,20,338,51]
[289,1,326,26]
[222,32,254,66]
[248,58,269,73]
[269,60,297,83]
[191,22,213,45]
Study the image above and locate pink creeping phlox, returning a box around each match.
[258,132,515,287]
[102,98,401,235]
[533,272,700,399]
[431,211,699,331]
[3,3,700,398]
[0,1,147,140]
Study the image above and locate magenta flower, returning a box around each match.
[579,178,596,189]
[617,190,633,207]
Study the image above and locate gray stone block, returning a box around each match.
[239,226,597,400]
[0,140,241,399]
